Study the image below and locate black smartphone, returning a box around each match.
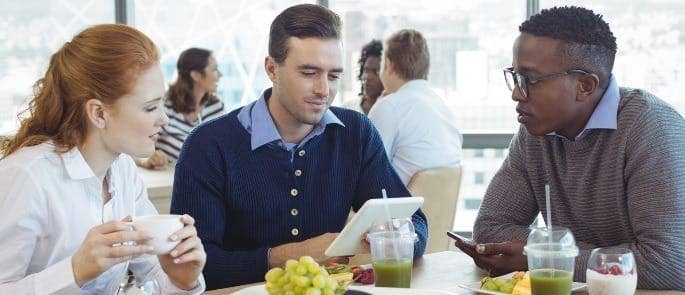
[446,231,476,248]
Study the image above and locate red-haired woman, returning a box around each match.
[0,24,206,293]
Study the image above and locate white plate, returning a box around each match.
[231,284,457,295]
[457,272,586,295]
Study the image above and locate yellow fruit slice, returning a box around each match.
[512,272,531,295]
[329,272,353,286]
[511,271,526,280]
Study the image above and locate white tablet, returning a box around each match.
[325,196,424,257]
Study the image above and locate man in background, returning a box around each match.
[369,29,462,186]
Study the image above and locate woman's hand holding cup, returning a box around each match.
[71,217,155,287]
[157,214,206,291]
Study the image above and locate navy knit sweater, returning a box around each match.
[170,106,428,290]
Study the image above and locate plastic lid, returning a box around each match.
[367,217,417,241]
[523,226,579,258]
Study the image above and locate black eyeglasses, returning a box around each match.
[503,67,591,98]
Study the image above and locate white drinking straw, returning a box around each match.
[382,188,400,261]
[545,184,552,236]
[382,189,393,223]
[545,184,555,274]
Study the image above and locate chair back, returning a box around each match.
[407,166,463,253]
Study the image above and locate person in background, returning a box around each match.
[0,24,206,294]
[140,47,225,169]
[359,39,384,115]
[170,4,427,290]
[455,6,685,290]
[344,40,384,114]
[368,29,462,186]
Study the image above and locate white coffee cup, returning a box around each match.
[129,214,184,255]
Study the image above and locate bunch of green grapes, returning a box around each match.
[264,256,347,295]
[481,277,517,294]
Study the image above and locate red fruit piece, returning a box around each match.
[352,268,363,280]
[359,269,375,285]
[609,265,623,275]
[595,267,609,275]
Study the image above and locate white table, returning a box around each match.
[207,251,684,294]
[137,166,174,214]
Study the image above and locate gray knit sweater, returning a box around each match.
[473,88,685,290]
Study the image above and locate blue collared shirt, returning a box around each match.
[549,75,619,140]
[237,88,345,157]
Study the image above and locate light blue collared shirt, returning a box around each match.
[237,88,345,155]
[549,75,619,140]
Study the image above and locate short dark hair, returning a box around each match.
[520,6,617,88]
[357,39,383,95]
[269,4,342,64]
[385,29,430,80]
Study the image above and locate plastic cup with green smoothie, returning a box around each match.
[367,218,417,288]
[524,227,579,295]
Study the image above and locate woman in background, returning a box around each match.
[141,48,225,169]
[0,24,205,294]
[342,39,384,114]
[359,39,384,114]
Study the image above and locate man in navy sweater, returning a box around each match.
[170,4,428,290]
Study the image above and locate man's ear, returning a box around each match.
[84,99,107,129]
[264,56,280,84]
[383,57,394,76]
[576,73,600,102]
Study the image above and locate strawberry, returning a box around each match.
[359,269,375,285]
[609,265,623,275]
[353,268,375,285]
[595,267,609,275]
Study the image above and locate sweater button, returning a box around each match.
[294,170,302,177]
[290,189,298,197]
[291,209,299,216]
[298,150,306,157]
[291,228,299,236]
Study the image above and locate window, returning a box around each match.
[474,149,485,158]
[133,0,314,112]
[455,149,507,231]
[542,0,685,116]
[474,172,485,185]
[329,0,525,132]
[464,198,482,210]
[0,1,115,134]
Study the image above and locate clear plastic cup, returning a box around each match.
[367,218,417,288]
[523,227,579,295]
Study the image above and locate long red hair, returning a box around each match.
[1,24,160,157]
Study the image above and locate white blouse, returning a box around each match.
[0,142,205,294]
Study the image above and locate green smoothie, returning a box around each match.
[372,258,413,288]
[530,269,573,295]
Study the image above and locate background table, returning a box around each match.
[206,251,684,294]
[138,165,174,214]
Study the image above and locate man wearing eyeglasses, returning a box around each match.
[455,6,685,290]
